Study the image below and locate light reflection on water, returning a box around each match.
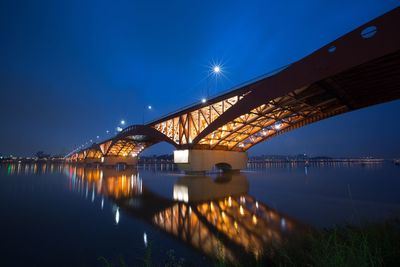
[0,162,399,266]
[64,165,306,262]
[0,163,306,263]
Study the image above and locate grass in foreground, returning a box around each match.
[99,219,400,267]
[259,219,400,267]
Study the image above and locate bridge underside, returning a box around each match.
[67,125,175,166]
[196,51,400,151]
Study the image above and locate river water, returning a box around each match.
[0,162,399,266]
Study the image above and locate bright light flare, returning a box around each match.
[213,65,221,74]
[120,120,125,125]
[201,98,207,103]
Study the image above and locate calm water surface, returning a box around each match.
[0,162,399,266]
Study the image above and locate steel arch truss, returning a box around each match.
[152,93,250,145]
[85,147,103,159]
[197,85,349,151]
[105,138,153,157]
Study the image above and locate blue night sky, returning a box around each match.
[1,0,399,158]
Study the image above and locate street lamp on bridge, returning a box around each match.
[205,63,223,97]
[142,105,152,124]
[213,65,221,74]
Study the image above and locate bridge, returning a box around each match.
[65,166,308,262]
[66,8,400,172]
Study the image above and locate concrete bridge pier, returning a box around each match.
[102,156,138,167]
[174,149,248,174]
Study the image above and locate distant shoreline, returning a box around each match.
[1,157,398,165]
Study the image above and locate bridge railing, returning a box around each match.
[145,64,291,125]
[120,125,140,134]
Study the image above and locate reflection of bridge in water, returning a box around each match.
[64,166,307,262]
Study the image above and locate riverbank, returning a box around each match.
[100,219,400,267]
[225,219,400,267]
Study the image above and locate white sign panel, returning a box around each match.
[174,150,189,163]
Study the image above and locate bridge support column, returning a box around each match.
[102,156,138,167]
[174,149,248,173]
